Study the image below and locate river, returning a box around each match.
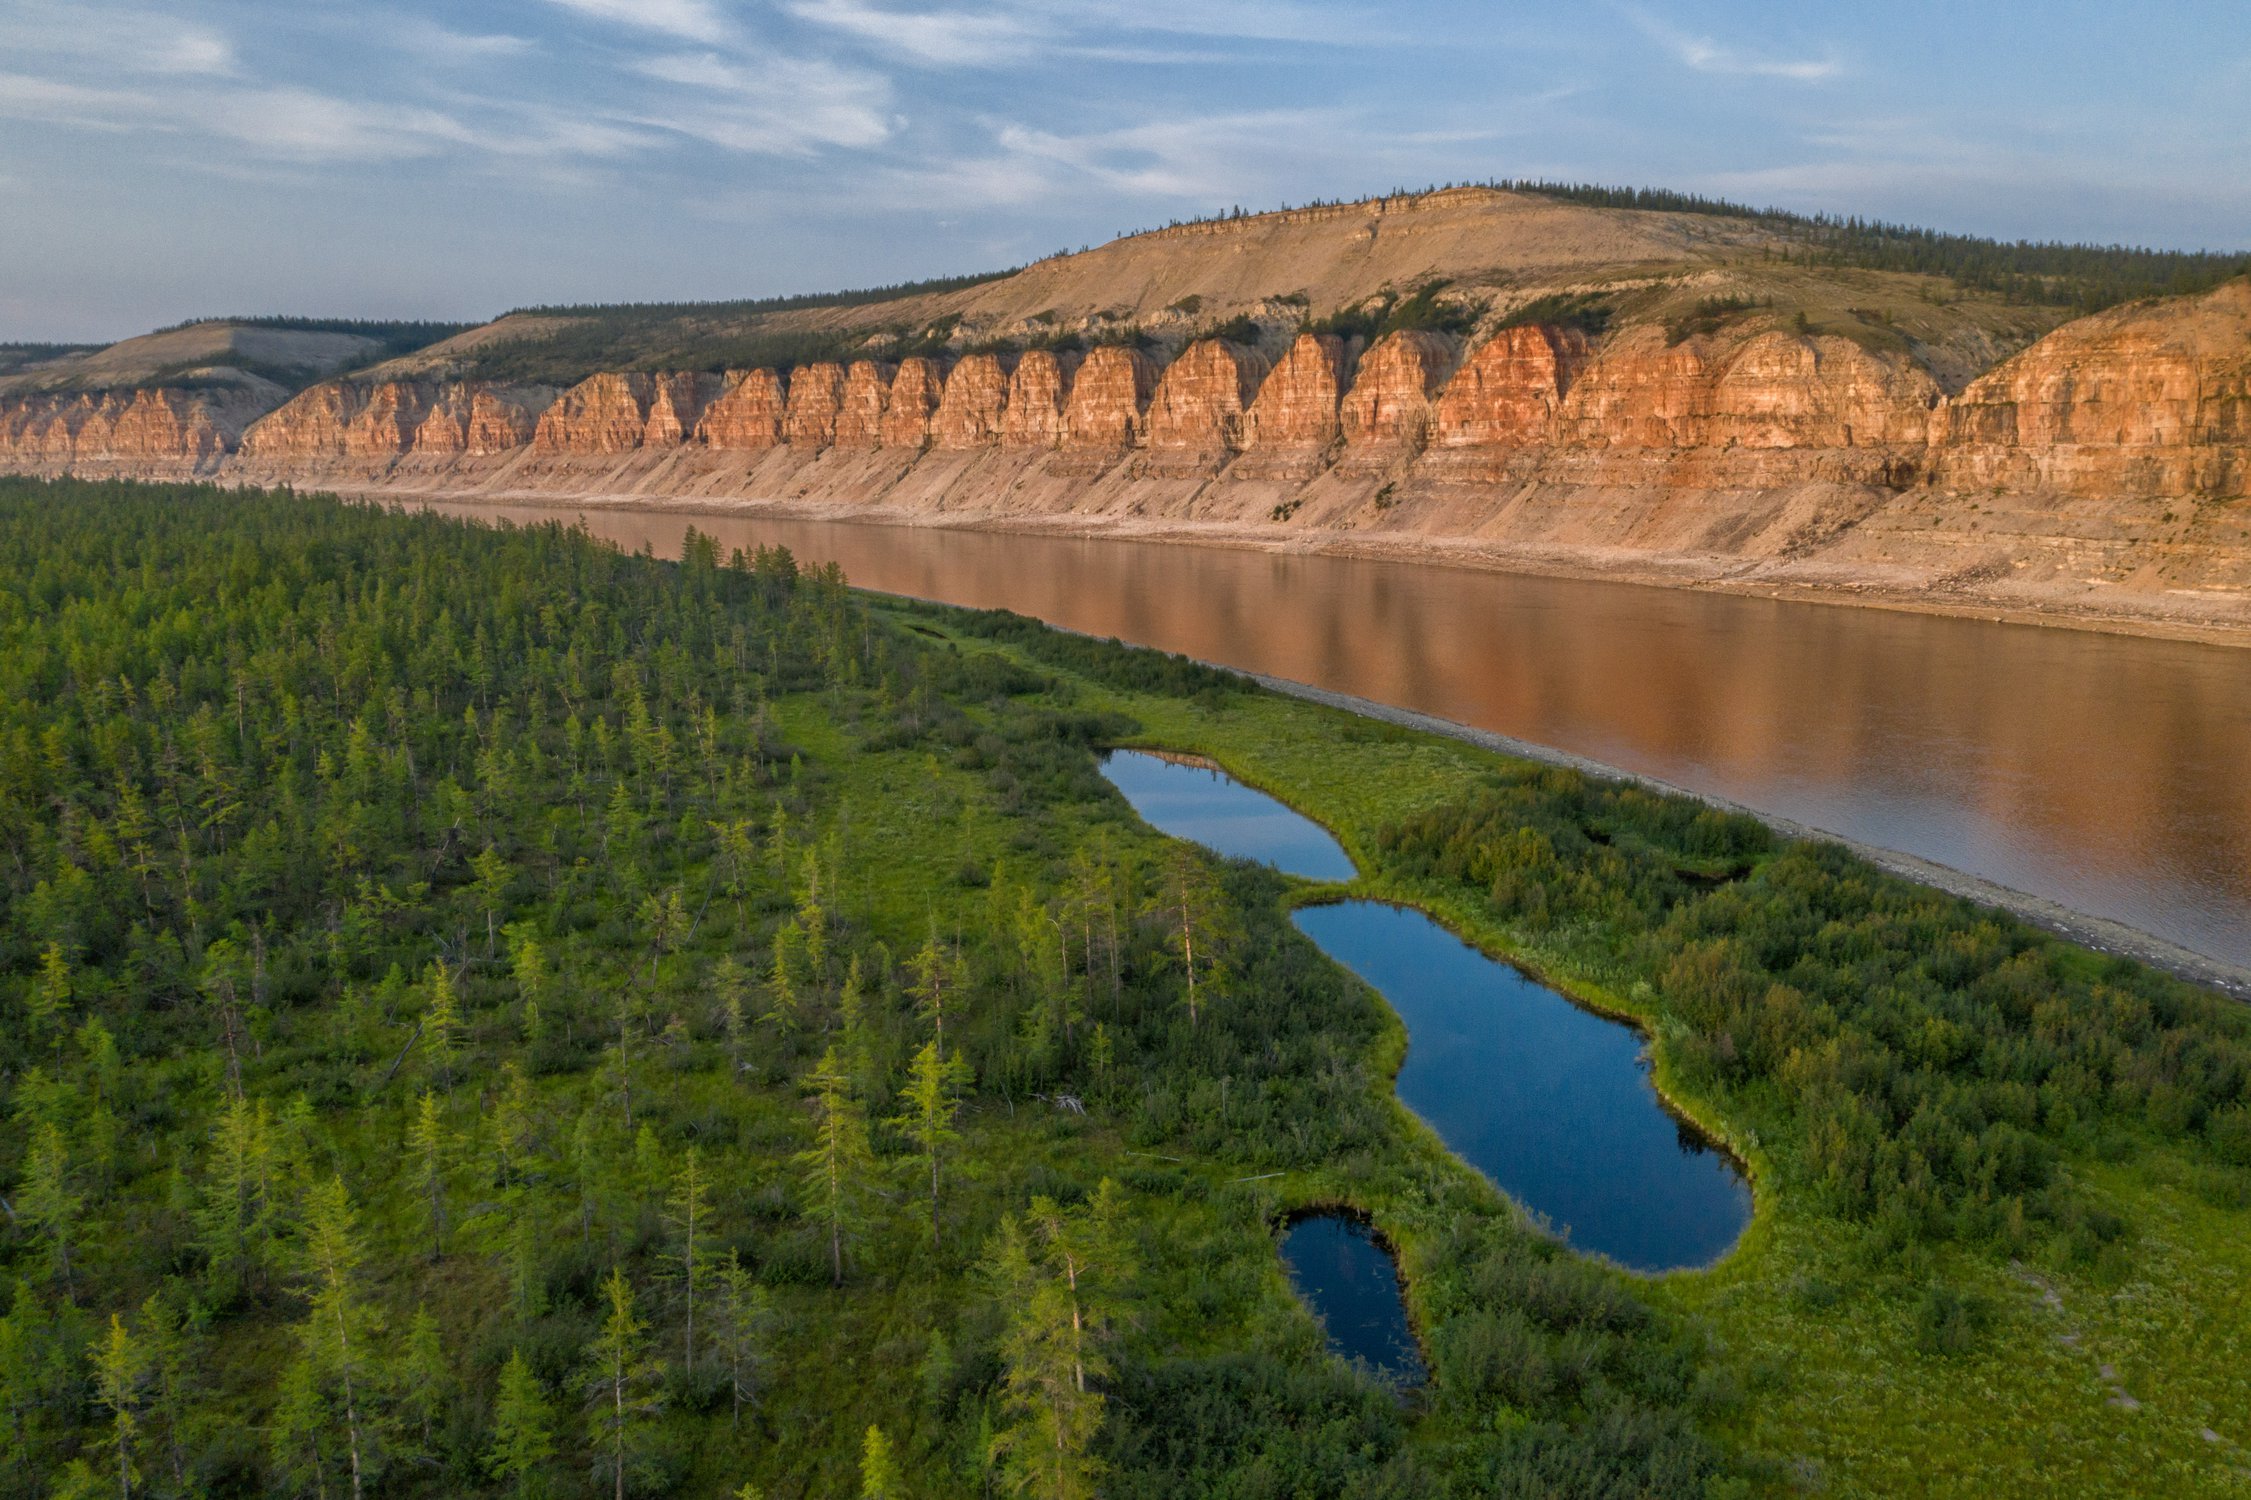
[410,503,2251,974]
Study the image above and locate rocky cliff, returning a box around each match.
[8,277,2248,633]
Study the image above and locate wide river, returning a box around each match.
[416,503,2251,972]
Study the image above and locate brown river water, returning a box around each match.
[415,503,2251,974]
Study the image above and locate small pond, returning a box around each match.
[1098,749,1357,882]
[1292,902,1752,1273]
[1279,1214,1425,1386]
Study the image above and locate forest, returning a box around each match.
[2,478,2247,1498]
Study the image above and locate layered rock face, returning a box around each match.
[1063,347,1159,450]
[1143,340,1272,457]
[785,364,845,448]
[881,358,947,448]
[13,282,2246,633]
[1431,324,1588,449]
[1244,334,1356,451]
[1340,331,1459,457]
[1937,279,2251,499]
[934,354,1014,450]
[0,385,272,471]
[834,361,897,448]
[697,370,788,450]
[1001,351,1079,448]
[643,373,721,448]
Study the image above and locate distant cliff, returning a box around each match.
[2,188,2245,633]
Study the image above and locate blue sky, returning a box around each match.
[2,0,2246,341]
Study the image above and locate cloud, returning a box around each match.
[538,0,732,45]
[1624,7,1840,82]
[784,1,1046,67]
[0,4,238,77]
[388,18,540,63]
[631,50,895,153]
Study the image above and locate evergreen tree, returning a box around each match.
[711,1250,770,1435]
[297,1176,377,1500]
[861,1424,901,1499]
[397,1305,449,1457]
[890,1040,972,1249]
[18,1121,80,1294]
[584,1267,659,1500]
[793,1048,876,1287]
[89,1313,144,1500]
[486,1349,556,1499]
[406,1090,451,1261]
[422,964,461,1091]
[664,1144,711,1368]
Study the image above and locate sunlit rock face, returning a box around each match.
[696,370,789,450]
[1000,350,1079,449]
[785,363,846,448]
[1063,346,1160,450]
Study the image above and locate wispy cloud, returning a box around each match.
[631,51,896,154]
[1624,6,1840,82]
[783,1,1047,67]
[538,0,732,45]
[0,3,238,77]
[388,18,540,64]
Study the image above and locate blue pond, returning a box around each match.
[1292,902,1752,1273]
[1097,749,1357,882]
[1279,1214,1425,1386]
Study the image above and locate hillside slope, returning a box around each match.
[2,187,2245,634]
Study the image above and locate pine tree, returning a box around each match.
[584,1267,660,1500]
[664,1145,711,1368]
[89,1313,144,1500]
[890,1040,972,1249]
[486,1349,556,1498]
[794,1048,876,1287]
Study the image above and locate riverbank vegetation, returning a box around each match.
[2,476,2246,1497]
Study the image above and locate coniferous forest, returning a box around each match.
[2,479,2248,1498]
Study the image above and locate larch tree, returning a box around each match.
[1151,847,1236,1027]
[664,1144,711,1368]
[890,1040,972,1250]
[985,1216,1107,1500]
[861,1424,902,1499]
[422,962,461,1092]
[397,1306,449,1458]
[711,1250,770,1435]
[793,1047,876,1288]
[89,1313,144,1500]
[486,1349,556,1499]
[18,1121,80,1295]
[297,1176,376,1500]
[584,1267,660,1500]
[406,1090,451,1262]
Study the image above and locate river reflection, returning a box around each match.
[409,503,2251,971]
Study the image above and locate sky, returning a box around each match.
[2,0,2247,342]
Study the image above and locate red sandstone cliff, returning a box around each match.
[881,358,947,448]
[1002,351,1080,448]
[1143,340,1271,460]
[785,364,845,448]
[834,361,897,448]
[1340,331,1459,461]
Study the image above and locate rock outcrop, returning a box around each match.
[1340,330,1459,459]
[697,370,788,450]
[1143,340,1272,460]
[1937,279,2251,499]
[1001,351,1079,448]
[1063,347,1159,451]
[880,358,947,448]
[934,354,1014,450]
[10,275,2249,634]
[785,363,845,448]
[834,361,896,448]
[1431,324,1589,449]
